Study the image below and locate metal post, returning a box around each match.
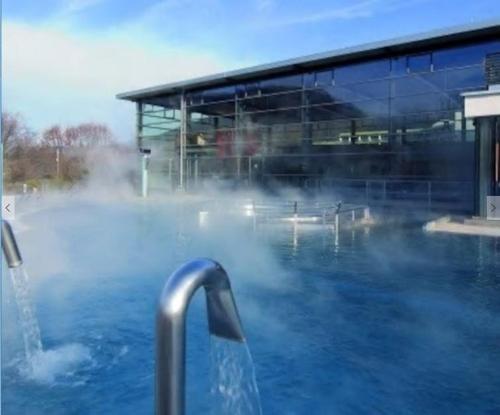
[168,158,173,191]
[141,149,151,198]
[194,156,199,189]
[292,222,298,250]
[364,207,370,220]
[252,200,257,231]
[334,213,340,247]
[248,156,252,186]
[185,158,190,191]
[56,147,61,180]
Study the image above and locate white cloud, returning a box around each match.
[265,0,429,27]
[2,20,230,142]
[57,0,107,16]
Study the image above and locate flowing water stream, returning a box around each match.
[7,265,92,384]
[210,336,263,415]
[8,266,43,363]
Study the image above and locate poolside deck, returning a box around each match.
[424,216,500,237]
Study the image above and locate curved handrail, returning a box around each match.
[156,258,244,415]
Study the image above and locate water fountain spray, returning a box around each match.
[156,258,245,415]
[2,220,23,268]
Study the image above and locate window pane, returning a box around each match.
[306,87,336,105]
[391,93,452,114]
[391,57,407,75]
[240,91,303,112]
[240,95,265,112]
[433,40,500,69]
[446,66,485,90]
[202,86,235,103]
[334,80,390,102]
[315,70,333,86]
[310,100,388,121]
[250,108,301,125]
[391,111,460,141]
[144,95,181,108]
[354,117,389,145]
[260,75,303,93]
[245,82,260,97]
[408,53,431,73]
[392,72,446,96]
[266,91,302,110]
[236,84,246,98]
[189,101,235,116]
[187,92,203,105]
[311,119,352,144]
[310,104,345,122]
[304,73,315,88]
[344,99,389,118]
[335,59,390,84]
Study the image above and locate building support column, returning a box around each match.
[301,89,312,182]
[475,117,497,216]
[234,97,246,185]
[179,94,187,191]
[136,102,145,196]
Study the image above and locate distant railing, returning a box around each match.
[201,198,372,228]
[263,174,473,212]
[151,152,474,212]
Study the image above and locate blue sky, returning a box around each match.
[3,0,500,141]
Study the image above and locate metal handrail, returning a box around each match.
[156,259,245,415]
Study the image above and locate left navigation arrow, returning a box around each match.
[2,196,15,220]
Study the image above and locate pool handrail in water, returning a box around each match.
[156,258,245,415]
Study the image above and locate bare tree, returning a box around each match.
[1,112,35,154]
[41,125,65,147]
[41,122,115,148]
[4,115,118,189]
[71,123,114,147]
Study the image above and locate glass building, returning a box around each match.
[117,21,500,214]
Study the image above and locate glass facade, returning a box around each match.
[136,39,500,212]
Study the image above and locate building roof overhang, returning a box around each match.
[117,19,500,102]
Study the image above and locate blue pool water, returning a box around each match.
[2,198,500,414]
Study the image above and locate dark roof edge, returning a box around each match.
[116,19,500,101]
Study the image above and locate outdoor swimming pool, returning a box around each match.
[2,196,500,414]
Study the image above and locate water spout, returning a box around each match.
[156,258,245,415]
[2,220,23,268]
